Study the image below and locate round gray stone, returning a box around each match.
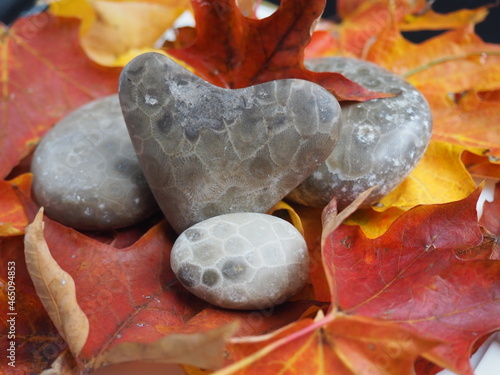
[31,94,158,230]
[170,213,309,310]
[287,57,433,209]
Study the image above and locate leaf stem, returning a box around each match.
[402,50,500,78]
[214,313,335,375]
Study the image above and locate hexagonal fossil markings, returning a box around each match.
[119,53,342,233]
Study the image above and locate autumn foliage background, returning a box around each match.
[1,0,500,374]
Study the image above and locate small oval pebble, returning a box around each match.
[31,95,158,230]
[287,57,433,209]
[170,213,309,310]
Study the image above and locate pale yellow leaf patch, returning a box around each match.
[374,140,476,211]
[24,208,89,356]
[94,322,239,370]
[81,1,188,66]
[344,207,406,239]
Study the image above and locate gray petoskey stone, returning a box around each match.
[287,57,433,210]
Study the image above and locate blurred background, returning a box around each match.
[268,0,500,43]
[1,0,499,43]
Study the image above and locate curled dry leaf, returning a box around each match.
[24,208,89,356]
[94,322,239,370]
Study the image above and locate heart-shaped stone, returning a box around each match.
[119,53,341,233]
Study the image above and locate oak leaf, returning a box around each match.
[165,0,392,101]
[0,14,121,179]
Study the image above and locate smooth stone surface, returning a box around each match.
[287,57,432,209]
[170,213,309,310]
[119,53,342,233]
[31,95,158,230]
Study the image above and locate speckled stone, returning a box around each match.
[170,213,309,310]
[31,95,158,230]
[119,52,342,233]
[287,57,433,209]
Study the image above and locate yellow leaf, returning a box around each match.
[81,0,188,66]
[400,7,489,31]
[24,208,90,356]
[375,140,476,211]
[267,201,304,237]
[49,0,95,33]
[344,206,405,239]
[366,20,500,82]
[408,55,500,94]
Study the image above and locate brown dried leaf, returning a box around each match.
[94,322,239,370]
[24,208,89,356]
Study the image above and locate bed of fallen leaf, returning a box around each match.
[1,0,500,374]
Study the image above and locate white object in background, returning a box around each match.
[158,1,278,46]
[474,333,500,375]
[436,333,500,375]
